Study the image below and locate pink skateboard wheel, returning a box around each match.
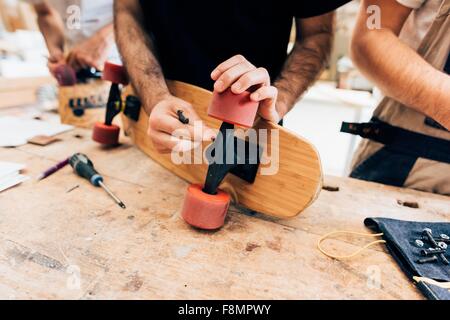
[181,184,231,230]
[102,62,129,85]
[92,122,120,145]
[208,89,259,128]
[54,64,77,86]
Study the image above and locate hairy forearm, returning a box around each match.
[352,29,450,129]
[114,0,169,114]
[35,7,65,55]
[274,14,334,117]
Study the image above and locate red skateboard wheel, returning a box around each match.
[102,62,129,85]
[208,89,259,128]
[92,122,120,145]
[54,64,77,86]
[181,184,231,230]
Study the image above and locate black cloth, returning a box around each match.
[365,218,450,300]
[445,52,449,74]
[138,0,350,90]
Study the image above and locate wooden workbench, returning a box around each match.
[0,125,449,300]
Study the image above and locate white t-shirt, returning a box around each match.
[24,0,116,49]
[397,0,427,9]
[395,0,443,50]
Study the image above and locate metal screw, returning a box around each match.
[415,239,424,248]
[417,256,438,264]
[421,235,450,243]
[422,228,449,265]
[421,248,447,256]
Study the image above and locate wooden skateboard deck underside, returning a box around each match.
[121,81,323,218]
[58,80,110,129]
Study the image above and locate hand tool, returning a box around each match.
[69,153,126,209]
[37,158,70,181]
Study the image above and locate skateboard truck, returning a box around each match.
[92,62,136,146]
[202,122,262,195]
[76,68,102,83]
[123,95,141,122]
[181,89,260,230]
[54,65,102,86]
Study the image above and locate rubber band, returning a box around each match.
[318,230,386,259]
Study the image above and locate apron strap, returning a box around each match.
[341,118,450,164]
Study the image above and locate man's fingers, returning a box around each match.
[231,67,270,94]
[250,85,278,102]
[47,62,61,76]
[253,86,281,123]
[67,53,82,71]
[214,61,255,93]
[77,54,94,70]
[251,86,280,123]
[211,54,250,81]
[149,105,215,143]
[149,130,191,154]
[151,116,198,140]
[149,124,210,154]
[170,103,216,141]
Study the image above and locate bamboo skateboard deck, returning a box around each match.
[121,81,323,219]
[58,80,110,129]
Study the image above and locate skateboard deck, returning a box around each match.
[121,81,323,219]
[58,79,112,129]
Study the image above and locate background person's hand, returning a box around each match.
[66,31,112,71]
[147,95,216,153]
[211,55,281,123]
[47,50,65,77]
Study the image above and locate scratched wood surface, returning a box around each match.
[0,125,449,299]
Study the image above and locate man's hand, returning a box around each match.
[47,50,65,77]
[66,25,114,71]
[211,55,281,123]
[148,96,216,153]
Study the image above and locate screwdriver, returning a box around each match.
[69,153,126,209]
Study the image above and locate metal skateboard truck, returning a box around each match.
[91,62,140,146]
[180,89,261,230]
[54,65,101,87]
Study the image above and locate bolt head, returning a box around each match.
[415,239,424,247]
[440,234,449,240]
[423,228,432,234]
[438,242,448,250]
